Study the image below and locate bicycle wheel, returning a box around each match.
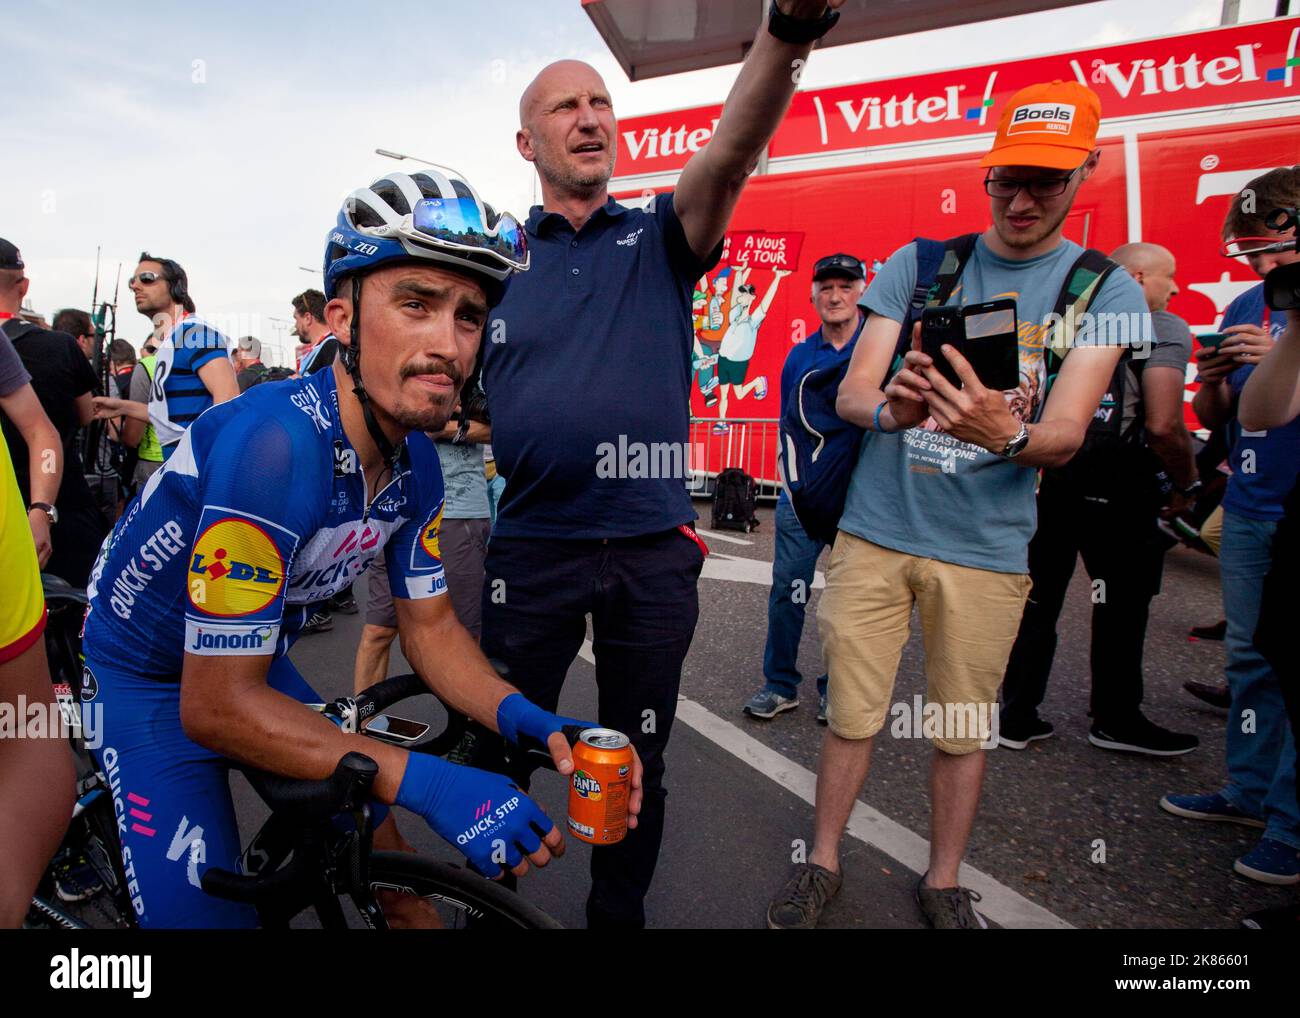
[365,852,563,929]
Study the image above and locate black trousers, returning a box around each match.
[1002,461,1166,727]
[474,528,704,928]
[1255,483,1300,817]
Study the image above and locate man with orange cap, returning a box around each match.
[767,81,1147,928]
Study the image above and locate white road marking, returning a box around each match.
[575,638,1071,929]
[694,527,754,546]
[702,552,825,588]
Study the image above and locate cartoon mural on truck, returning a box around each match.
[690,230,802,433]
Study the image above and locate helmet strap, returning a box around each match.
[344,275,403,471]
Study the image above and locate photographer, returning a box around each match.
[1161,168,1300,886]
[1236,212,1300,925]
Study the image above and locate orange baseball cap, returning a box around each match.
[979,80,1101,171]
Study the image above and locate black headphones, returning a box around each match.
[158,258,189,304]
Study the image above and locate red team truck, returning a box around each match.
[607,17,1300,494]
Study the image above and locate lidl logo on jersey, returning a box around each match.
[420,505,444,561]
[1007,103,1075,136]
[187,509,298,618]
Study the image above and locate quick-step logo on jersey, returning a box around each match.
[1006,103,1075,136]
[286,519,393,603]
[184,505,300,655]
[106,519,188,621]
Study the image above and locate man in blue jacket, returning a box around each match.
[743,253,866,723]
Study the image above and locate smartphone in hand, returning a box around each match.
[920,300,1020,391]
[920,306,965,389]
[962,299,1020,391]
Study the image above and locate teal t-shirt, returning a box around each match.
[435,440,489,519]
[839,235,1149,574]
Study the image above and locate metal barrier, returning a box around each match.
[687,417,782,502]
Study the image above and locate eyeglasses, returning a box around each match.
[409,196,529,271]
[737,284,757,295]
[128,271,164,286]
[984,168,1077,199]
[1220,236,1298,258]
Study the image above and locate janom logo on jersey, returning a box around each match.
[188,518,284,617]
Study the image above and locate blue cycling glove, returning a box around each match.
[496,692,592,746]
[394,752,555,877]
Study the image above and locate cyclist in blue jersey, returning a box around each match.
[81,170,641,928]
[92,254,241,460]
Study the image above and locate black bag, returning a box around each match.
[712,467,759,532]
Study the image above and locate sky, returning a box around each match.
[0,0,1285,365]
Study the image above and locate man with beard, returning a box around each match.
[477,0,850,929]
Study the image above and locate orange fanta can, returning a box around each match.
[568,728,632,845]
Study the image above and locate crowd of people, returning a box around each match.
[1,0,1298,931]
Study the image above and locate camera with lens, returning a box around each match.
[1263,206,1300,312]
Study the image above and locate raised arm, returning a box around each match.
[673,1,845,259]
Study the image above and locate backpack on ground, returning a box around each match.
[779,234,1120,546]
[712,467,759,532]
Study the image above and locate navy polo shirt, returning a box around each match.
[484,193,721,539]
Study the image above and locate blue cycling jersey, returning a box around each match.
[85,365,447,679]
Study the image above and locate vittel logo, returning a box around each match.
[835,83,968,134]
[623,118,720,161]
[1089,43,1260,98]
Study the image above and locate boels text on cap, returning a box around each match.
[980,80,1102,171]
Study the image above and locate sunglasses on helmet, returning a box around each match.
[410,197,529,272]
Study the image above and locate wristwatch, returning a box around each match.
[1177,480,1204,498]
[998,423,1031,460]
[768,1,840,44]
[28,501,58,525]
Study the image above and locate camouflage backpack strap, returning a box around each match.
[891,233,980,378]
[1042,248,1121,400]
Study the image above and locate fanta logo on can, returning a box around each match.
[188,518,284,616]
[572,770,603,800]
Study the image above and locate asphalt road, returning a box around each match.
[267,500,1296,929]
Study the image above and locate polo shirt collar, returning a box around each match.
[527,196,629,237]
